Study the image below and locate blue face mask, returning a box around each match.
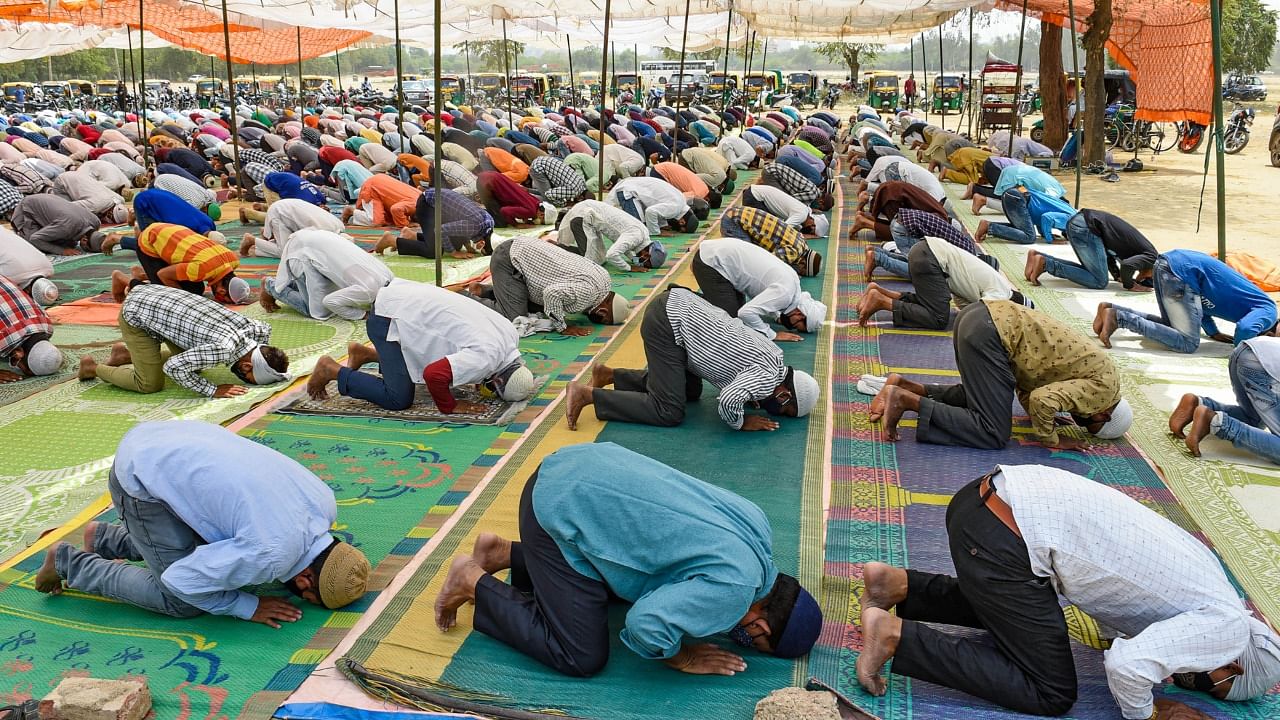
[728,624,754,648]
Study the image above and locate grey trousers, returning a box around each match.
[690,250,745,318]
[893,241,952,330]
[916,302,1015,449]
[593,290,703,426]
[55,471,204,618]
[488,240,540,320]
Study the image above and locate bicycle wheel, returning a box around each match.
[1149,122,1178,153]
[1104,120,1121,148]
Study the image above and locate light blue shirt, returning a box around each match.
[994,163,1066,199]
[533,443,778,660]
[113,421,337,620]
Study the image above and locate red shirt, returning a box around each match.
[318,146,358,166]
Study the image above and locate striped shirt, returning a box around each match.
[138,223,238,284]
[763,162,819,203]
[508,236,612,331]
[0,274,51,358]
[121,284,270,397]
[895,208,979,256]
[530,155,587,206]
[152,173,214,209]
[665,287,787,429]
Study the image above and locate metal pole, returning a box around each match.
[296,27,305,120]
[743,28,754,87]
[566,34,575,106]
[1210,0,1227,256]
[393,0,407,144]
[124,28,138,127]
[938,25,945,130]
[218,0,242,200]
[464,40,472,101]
[909,37,914,111]
[610,42,617,109]
[334,52,343,96]
[759,36,768,99]
[1010,0,1029,158]
[719,2,733,132]
[432,0,444,283]
[251,62,258,104]
[967,10,974,138]
[513,37,522,105]
[920,34,927,120]
[1066,0,1082,205]
[597,0,613,200]
[633,43,638,103]
[671,0,692,161]
[501,18,512,115]
[135,13,150,173]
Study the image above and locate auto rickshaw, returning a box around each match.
[787,71,818,108]
[743,70,782,105]
[40,81,70,101]
[613,72,643,96]
[707,72,737,96]
[302,75,335,92]
[2,82,33,105]
[96,80,119,99]
[867,72,899,112]
[440,75,466,104]
[510,73,550,102]
[473,72,505,99]
[931,74,965,114]
[195,79,225,108]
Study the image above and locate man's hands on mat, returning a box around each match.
[664,643,746,675]
[774,332,804,343]
[1210,333,1234,344]
[214,384,248,398]
[251,597,302,628]
[741,415,780,432]
[1154,699,1213,719]
[1045,436,1088,450]
[559,325,592,337]
[0,369,23,383]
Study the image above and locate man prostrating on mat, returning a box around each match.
[856,464,1280,720]
[433,443,823,677]
[35,421,371,626]
[564,287,819,431]
[307,279,538,414]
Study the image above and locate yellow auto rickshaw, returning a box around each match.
[440,75,466,104]
[510,73,550,101]
[473,72,506,99]
[2,82,33,104]
[867,71,900,112]
[96,80,120,98]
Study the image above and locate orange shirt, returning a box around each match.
[357,174,420,226]
[483,147,529,184]
[398,153,431,186]
[653,162,708,200]
[138,223,238,283]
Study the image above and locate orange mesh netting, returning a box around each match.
[0,0,370,64]
[1002,0,1211,125]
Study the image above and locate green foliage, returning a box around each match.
[1224,0,1278,74]
[452,40,525,72]
[814,42,882,81]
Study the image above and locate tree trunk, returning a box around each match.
[845,49,861,83]
[1081,0,1113,164]
[1039,20,1068,149]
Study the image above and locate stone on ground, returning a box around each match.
[38,678,150,720]
[753,686,840,720]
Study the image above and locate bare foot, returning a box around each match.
[868,374,903,422]
[1024,250,1046,286]
[34,544,64,594]
[858,289,892,327]
[259,289,279,313]
[863,246,877,285]
[589,364,614,388]
[238,207,249,224]
[880,385,917,442]
[472,533,512,574]
[100,234,120,256]
[240,233,256,258]
[973,219,990,243]
[856,607,902,697]
[83,522,102,555]
[1169,393,1200,439]
[960,183,975,200]
[77,356,97,381]
[307,356,341,400]
[110,270,130,303]
[564,381,594,431]
[971,194,987,215]
[434,555,484,631]
[860,562,909,611]
[1095,303,1117,348]
[129,265,146,281]
[105,342,130,367]
[371,231,397,255]
[345,342,378,369]
[1186,405,1216,457]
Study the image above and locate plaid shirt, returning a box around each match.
[726,207,809,267]
[0,163,49,195]
[436,159,478,198]
[508,236,612,331]
[121,284,271,397]
[0,179,20,217]
[420,188,493,247]
[0,275,51,358]
[531,155,587,206]
[665,288,787,429]
[237,147,286,172]
[896,208,979,256]
[153,173,214,209]
[763,162,819,203]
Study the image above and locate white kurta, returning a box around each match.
[718,135,756,169]
[273,229,393,321]
[923,237,1015,308]
[558,200,651,272]
[52,172,122,216]
[78,160,132,193]
[746,184,811,228]
[607,177,688,235]
[256,199,348,258]
[698,238,802,341]
[602,143,645,178]
[0,226,53,286]
[996,464,1273,720]
[374,278,521,386]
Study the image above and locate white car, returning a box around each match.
[187,74,204,83]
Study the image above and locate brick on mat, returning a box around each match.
[38,678,150,720]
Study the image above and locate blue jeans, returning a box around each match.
[986,190,1036,245]
[54,471,204,617]
[889,219,921,252]
[338,313,416,410]
[872,246,908,278]
[616,193,643,225]
[1112,257,1203,353]
[1201,344,1280,463]
[266,262,313,317]
[1042,213,1109,289]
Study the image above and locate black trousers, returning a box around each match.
[690,251,745,318]
[893,241,951,330]
[739,188,770,213]
[916,302,1014,449]
[473,468,611,677]
[138,251,204,295]
[892,476,1077,716]
[973,159,1005,198]
[593,290,702,427]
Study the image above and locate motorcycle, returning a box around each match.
[1224,103,1254,155]
[1269,103,1280,167]
[1177,121,1206,153]
[822,87,839,109]
[646,87,664,110]
[1224,84,1267,102]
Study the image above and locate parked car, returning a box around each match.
[399,79,433,104]
[1224,74,1266,102]
[187,74,204,83]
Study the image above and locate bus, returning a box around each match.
[639,60,716,87]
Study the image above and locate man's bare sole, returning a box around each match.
[34,544,64,594]
[1186,405,1216,457]
[868,374,903,422]
[434,555,483,631]
[240,233,256,258]
[110,270,130,303]
[77,356,97,381]
[863,246,877,285]
[860,562,908,612]
[371,231,397,255]
[307,356,341,400]
[856,607,901,697]
[589,364,614,388]
[564,381,594,431]
[880,386,913,441]
[1094,303,1117,348]
[472,533,512,574]
[346,342,378,369]
[1169,393,1199,439]
[259,290,279,313]
[1024,250,1045,286]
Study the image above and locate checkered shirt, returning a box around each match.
[763,162,819,203]
[896,208,979,256]
[507,236,612,331]
[531,155,586,206]
[152,173,213,209]
[0,274,51,357]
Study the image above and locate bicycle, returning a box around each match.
[1104,104,1178,154]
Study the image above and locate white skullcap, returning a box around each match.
[812,214,830,238]
[498,365,537,402]
[25,340,61,376]
[539,201,558,226]
[111,204,129,224]
[226,276,251,304]
[30,278,58,305]
[249,346,290,385]
[792,370,819,418]
[207,230,227,245]
[796,292,827,333]
[1094,398,1133,439]
[610,292,631,325]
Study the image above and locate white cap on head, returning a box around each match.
[498,365,537,402]
[25,340,61,376]
[609,292,631,325]
[812,213,830,238]
[226,276,251,304]
[111,204,129,224]
[249,346,290,385]
[792,370,819,418]
[539,201,558,226]
[30,278,58,305]
[207,230,227,245]
[1093,398,1133,439]
[796,292,827,333]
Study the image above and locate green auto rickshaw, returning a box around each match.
[932,75,965,114]
[868,72,899,112]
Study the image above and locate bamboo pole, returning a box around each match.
[1066,0,1083,205]
[1210,0,1227,256]
[670,0,691,161]
[433,0,444,282]
[393,0,407,145]
[136,3,149,172]
[218,0,242,201]
[718,1,733,135]
[1011,0,1029,158]
[938,25,945,130]
[597,0,613,200]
